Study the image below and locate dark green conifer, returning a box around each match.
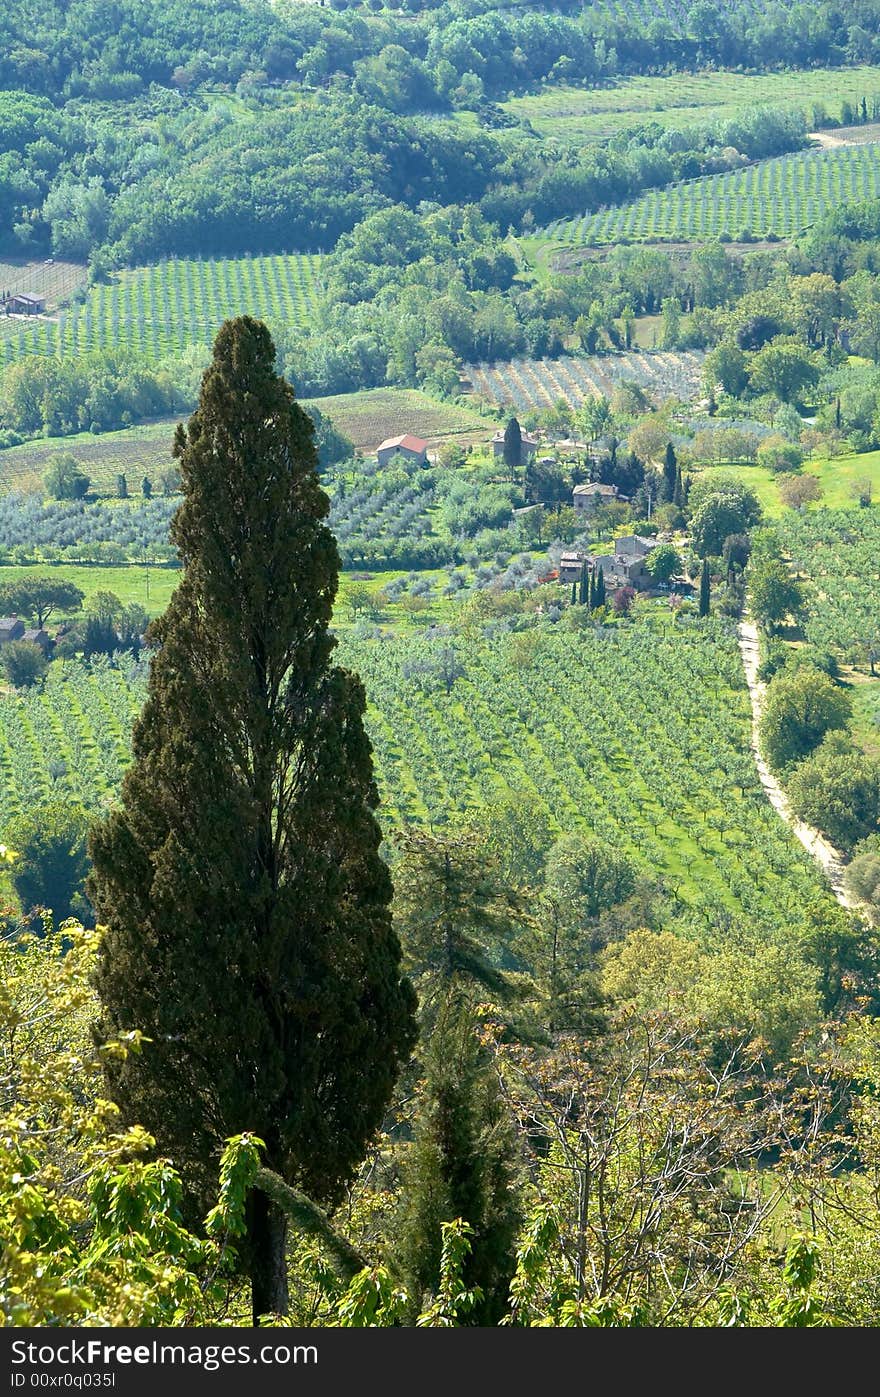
[396,992,521,1325]
[673,462,684,509]
[595,565,606,608]
[503,417,523,478]
[88,318,417,1321]
[662,442,677,502]
[578,560,588,605]
[699,557,711,617]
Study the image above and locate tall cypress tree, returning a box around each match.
[578,561,588,605]
[595,565,606,608]
[673,462,684,509]
[503,417,523,478]
[587,566,595,610]
[571,578,577,605]
[88,319,417,1320]
[699,557,711,617]
[662,442,677,502]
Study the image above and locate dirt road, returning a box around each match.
[737,619,857,910]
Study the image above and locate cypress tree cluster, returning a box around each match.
[594,564,606,608]
[88,319,417,1319]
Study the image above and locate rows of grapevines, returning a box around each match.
[776,506,880,659]
[0,255,325,368]
[547,143,880,245]
[464,350,705,410]
[341,617,833,930]
[0,654,147,829]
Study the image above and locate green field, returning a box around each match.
[503,66,880,147]
[0,563,179,617]
[0,611,837,936]
[0,420,179,495]
[0,254,325,369]
[306,387,495,449]
[0,561,464,630]
[694,450,880,516]
[342,615,834,931]
[545,142,880,246]
[774,506,880,661]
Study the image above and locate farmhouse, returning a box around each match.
[0,618,25,644]
[22,628,52,652]
[491,429,539,465]
[376,433,428,468]
[588,535,658,591]
[7,292,45,316]
[572,482,621,514]
[558,551,587,583]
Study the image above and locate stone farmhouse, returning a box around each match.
[558,551,587,583]
[589,535,657,590]
[491,429,539,466]
[572,482,622,515]
[0,617,52,650]
[376,433,428,468]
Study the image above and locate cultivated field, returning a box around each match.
[0,254,325,367]
[463,350,705,410]
[582,0,793,32]
[307,387,495,449]
[343,616,834,930]
[503,66,880,147]
[0,420,179,495]
[775,506,880,661]
[0,653,147,825]
[545,142,880,245]
[0,387,493,497]
[0,610,837,934]
[0,259,87,336]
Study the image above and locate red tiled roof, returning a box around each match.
[377,434,427,453]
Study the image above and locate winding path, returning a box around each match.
[736,619,857,911]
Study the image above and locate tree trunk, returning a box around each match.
[250,1189,290,1324]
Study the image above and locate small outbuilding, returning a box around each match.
[8,293,46,315]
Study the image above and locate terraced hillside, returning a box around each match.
[546,142,880,245]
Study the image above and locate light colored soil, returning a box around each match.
[809,124,880,148]
[737,618,858,910]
